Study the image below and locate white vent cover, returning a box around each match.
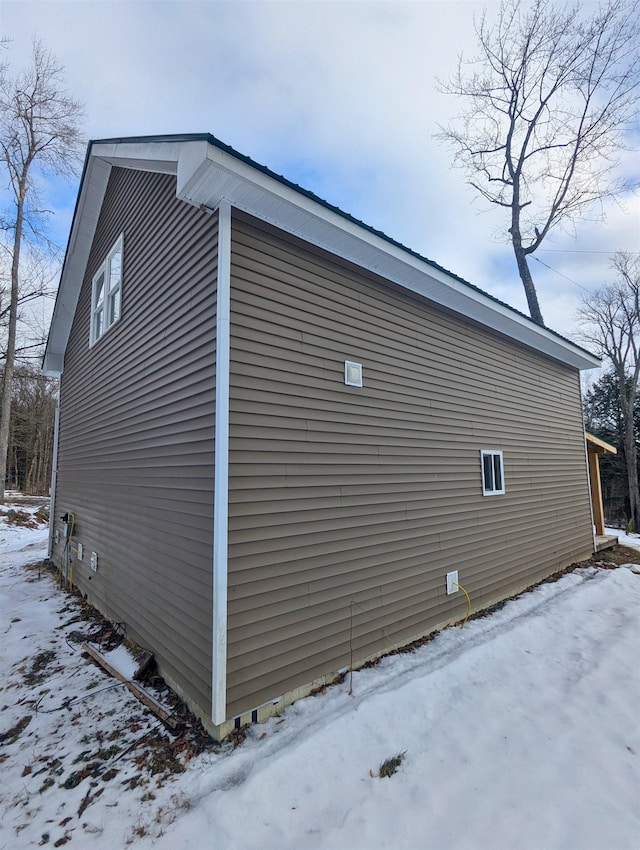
[344,361,363,387]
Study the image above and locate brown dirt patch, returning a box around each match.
[3,508,39,528]
[1,505,49,526]
[586,544,640,566]
[20,650,63,685]
[0,714,32,745]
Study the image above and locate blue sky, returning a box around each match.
[3,0,639,339]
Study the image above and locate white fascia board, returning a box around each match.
[178,142,599,372]
[45,136,599,377]
[90,141,181,175]
[43,156,112,375]
[177,140,214,198]
[42,353,64,377]
[43,142,183,376]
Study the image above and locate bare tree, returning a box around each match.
[584,369,640,526]
[0,39,84,502]
[5,363,57,494]
[578,253,640,532]
[438,0,640,325]
[1,248,58,361]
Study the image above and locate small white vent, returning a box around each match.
[90,551,99,572]
[344,361,363,387]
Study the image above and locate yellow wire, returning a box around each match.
[454,582,471,628]
[64,513,76,590]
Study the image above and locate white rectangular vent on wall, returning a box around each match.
[90,551,99,572]
[344,361,363,387]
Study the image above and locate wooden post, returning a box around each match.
[588,449,605,537]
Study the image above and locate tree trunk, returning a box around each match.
[0,186,25,504]
[624,431,639,532]
[510,209,544,326]
[616,367,639,532]
[622,392,640,533]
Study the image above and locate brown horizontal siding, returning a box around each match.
[52,168,217,717]
[226,211,593,718]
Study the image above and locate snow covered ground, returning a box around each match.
[606,526,640,549]
[1,508,639,850]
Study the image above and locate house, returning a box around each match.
[44,134,600,739]
[585,431,618,543]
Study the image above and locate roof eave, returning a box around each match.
[177,140,599,371]
[585,432,618,455]
[43,136,601,375]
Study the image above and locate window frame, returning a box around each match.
[90,234,123,347]
[480,449,505,496]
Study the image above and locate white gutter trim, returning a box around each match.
[212,199,231,725]
[48,405,61,558]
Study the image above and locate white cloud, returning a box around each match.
[3,0,638,342]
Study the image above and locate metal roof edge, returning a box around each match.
[92,133,599,366]
[44,133,601,374]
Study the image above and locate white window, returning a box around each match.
[90,234,123,345]
[481,449,505,495]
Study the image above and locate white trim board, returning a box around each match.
[212,200,231,725]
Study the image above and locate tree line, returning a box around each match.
[0,38,83,503]
[578,253,640,533]
[584,371,640,530]
[1,363,57,494]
